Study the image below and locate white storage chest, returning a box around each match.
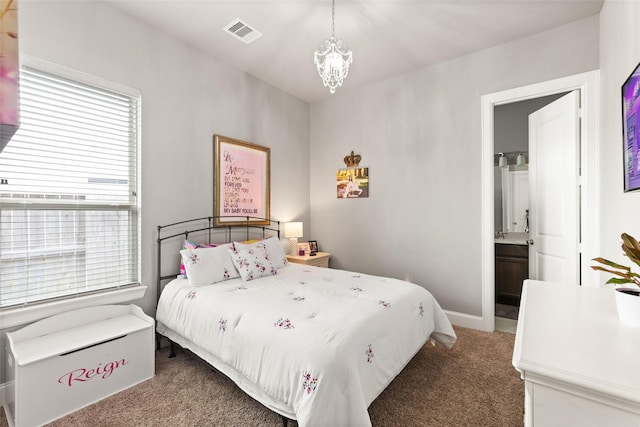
[4,304,154,427]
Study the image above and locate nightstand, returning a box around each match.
[286,252,331,268]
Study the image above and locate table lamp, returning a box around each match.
[284,222,303,256]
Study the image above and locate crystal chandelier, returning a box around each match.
[314,0,352,94]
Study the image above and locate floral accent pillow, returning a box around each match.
[229,243,277,281]
[232,236,288,269]
[180,244,239,286]
[180,240,217,277]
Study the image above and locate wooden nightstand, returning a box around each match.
[286,252,331,268]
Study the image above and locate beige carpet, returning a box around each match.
[1,326,523,426]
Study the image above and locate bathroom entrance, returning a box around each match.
[493,93,568,321]
[481,71,600,333]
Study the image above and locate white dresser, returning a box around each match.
[513,280,640,427]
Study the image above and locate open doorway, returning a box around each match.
[493,94,567,326]
[479,71,600,332]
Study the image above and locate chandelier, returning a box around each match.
[314,0,352,94]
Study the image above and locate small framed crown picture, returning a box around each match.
[337,168,369,199]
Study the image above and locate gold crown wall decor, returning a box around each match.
[343,151,361,167]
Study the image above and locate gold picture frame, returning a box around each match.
[214,134,270,226]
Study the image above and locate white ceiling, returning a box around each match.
[106,0,603,103]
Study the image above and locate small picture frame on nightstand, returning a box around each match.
[308,240,318,255]
[297,242,310,256]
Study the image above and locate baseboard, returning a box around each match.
[445,310,491,332]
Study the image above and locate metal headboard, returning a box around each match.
[156,216,281,305]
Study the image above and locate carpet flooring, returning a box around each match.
[1,326,523,426]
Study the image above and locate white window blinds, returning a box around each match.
[0,64,140,308]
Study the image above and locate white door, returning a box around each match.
[528,91,580,285]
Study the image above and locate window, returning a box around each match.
[0,62,140,308]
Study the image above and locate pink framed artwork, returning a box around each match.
[0,0,19,151]
[214,134,270,226]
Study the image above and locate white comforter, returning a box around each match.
[156,263,456,427]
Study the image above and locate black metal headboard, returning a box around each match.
[156,216,281,304]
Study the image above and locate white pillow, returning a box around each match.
[229,243,277,281]
[180,244,239,286]
[233,236,288,269]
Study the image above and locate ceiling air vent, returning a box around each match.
[224,19,263,44]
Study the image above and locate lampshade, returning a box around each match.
[284,222,303,256]
[284,222,303,238]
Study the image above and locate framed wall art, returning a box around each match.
[0,0,19,151]
[214,134,270,226]
[336,167,368,198]
[622,60,640,192]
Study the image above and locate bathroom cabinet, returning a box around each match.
[495,243,528,305]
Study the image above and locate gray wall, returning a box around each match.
[494,94,566,154]
[309,15,599,316]
[17,0,311,316]
[598,1,640,268]
[0,0,310,388]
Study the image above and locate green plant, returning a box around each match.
[591,233,640,286]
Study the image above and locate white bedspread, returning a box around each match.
[156,263,456,427]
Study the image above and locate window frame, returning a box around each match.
[0,56,144,328]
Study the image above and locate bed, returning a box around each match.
[155,217,456,427]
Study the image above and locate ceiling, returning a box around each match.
[106,0,603,103]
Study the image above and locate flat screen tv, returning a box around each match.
[622,60,640,192]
